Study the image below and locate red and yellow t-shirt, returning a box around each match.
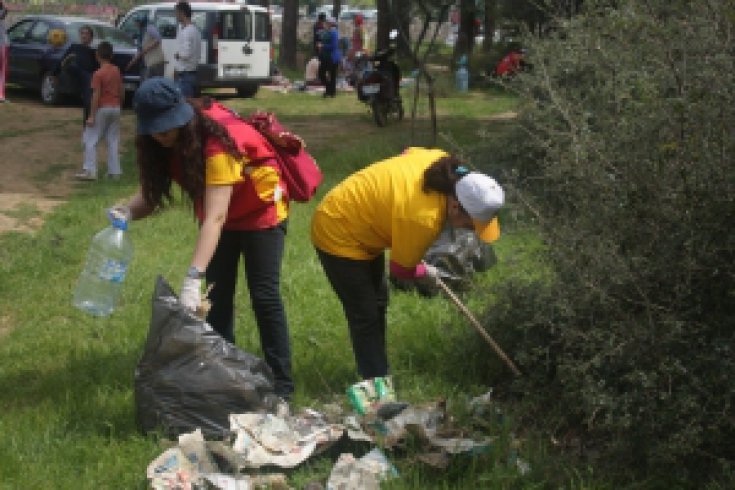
[172,125,288,231]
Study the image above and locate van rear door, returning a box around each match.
[214,8,270,80]
[249,9,271,78]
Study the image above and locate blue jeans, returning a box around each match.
[315,248,389,378]
[205,222,293,398]
[175,71,198,97]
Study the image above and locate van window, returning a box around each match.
[219,11,251,40]
[118,9,149,44]
[253,11,271,42]
[155,9,207,39]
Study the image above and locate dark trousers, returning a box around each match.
[174,71,199,98]
[206,222,293,398]
[316,248,389,379]
[318,58,338,96]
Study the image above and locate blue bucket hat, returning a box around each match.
[133,77,194,135]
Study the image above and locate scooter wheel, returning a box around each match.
[372,100,389,127]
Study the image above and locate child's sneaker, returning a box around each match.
[74,170,97,181]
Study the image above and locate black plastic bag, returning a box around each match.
[391,227,497,297]
[134,276,276,438]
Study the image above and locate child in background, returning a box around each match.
[76,41,124,181]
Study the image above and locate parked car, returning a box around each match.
[6,15,140,105]
[117,2,272,98]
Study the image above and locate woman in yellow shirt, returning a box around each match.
[311,147,504,380]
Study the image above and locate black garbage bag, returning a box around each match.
[134,276,276,438]
[390,227,497,297]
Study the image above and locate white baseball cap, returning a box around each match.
[455,173,504,242]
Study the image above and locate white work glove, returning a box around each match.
[423,263,440,283]
[180,277,202,312]
[107,205,131,223]
[416,263,441,288]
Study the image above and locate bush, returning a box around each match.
[481,0,735,483]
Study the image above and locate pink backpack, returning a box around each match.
[200,100,323,203]
[243,111,323,202]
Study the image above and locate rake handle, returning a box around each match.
[436,277,522,377]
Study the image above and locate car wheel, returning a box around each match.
[40,72,61,105]
[236,85,259,98]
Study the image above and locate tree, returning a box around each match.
[482,0,497,52]
[278,0,299,69]
[376,0,391,52]
[332,0,343,19]
[480,0,735,481]
[453,0,478,62]
[395,0,412,58]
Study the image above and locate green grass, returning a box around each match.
[0,87,592,488]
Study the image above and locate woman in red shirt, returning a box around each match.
[112,77,293,400]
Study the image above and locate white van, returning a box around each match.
[117,2,272,97]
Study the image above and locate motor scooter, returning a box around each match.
[355,30,404,127]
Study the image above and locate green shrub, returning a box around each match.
[479,0,735,483]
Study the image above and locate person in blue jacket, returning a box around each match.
[317,17,342,97]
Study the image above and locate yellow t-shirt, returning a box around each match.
[311,147,450,268]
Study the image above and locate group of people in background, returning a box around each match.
[1,0,506,407]
[66,1,197,181]
[309,12,367,96]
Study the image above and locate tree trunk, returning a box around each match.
[455,0,477,60]
[482,0,496,52]
[279,0,298,69]
[376,0,390,52]
[332,0,342,19]
[395,1,411,57]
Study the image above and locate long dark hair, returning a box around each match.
[422,155,469,196]
[135,101,242,210]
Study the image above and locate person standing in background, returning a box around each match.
[344,13,366,85]
[61,25,98,126]
[317,17,341,97]
[76,41,124,181]
[126,15,165,81]
[0,0,9,103]
[312,12,326,56]
[173,1,201,97]
[349,13,365,59]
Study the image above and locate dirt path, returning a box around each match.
[0,88,136,233]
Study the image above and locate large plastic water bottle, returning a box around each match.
[73,215,133,317]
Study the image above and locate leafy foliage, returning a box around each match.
[480,0,735,482]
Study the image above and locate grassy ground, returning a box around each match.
[0,85,578,488]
